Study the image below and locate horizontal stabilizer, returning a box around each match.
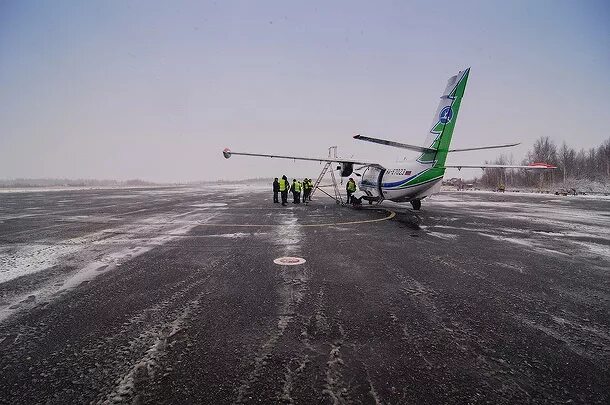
[448,142,520,152]
[353,134,436,154]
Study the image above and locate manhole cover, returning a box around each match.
[273,257,306,266]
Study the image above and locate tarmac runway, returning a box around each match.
[0,185,609,404]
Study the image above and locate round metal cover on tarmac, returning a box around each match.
[273,257,306,266]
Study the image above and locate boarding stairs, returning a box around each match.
[310,147,344,204]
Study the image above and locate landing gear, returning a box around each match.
[410,199,421,210]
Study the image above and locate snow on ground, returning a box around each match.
[205,183,269,196]
[426,231,459,240]
[0,185,171,194]
[0,209,219,322]
[200,232,268,238]
[437,189,610,200]
[274,210,302,254]
[0,243,84,284]
[423,191,610,265]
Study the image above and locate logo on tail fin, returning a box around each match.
[439,106,453,124]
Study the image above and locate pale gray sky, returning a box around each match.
[1,0,608,182]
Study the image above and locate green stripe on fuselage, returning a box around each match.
[384,167,445,190]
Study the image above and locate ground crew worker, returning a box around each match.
[292,179,302,204]
[307,178,313,201]
[272,178,280,203]
[279,175,290,206]
[302,178,311,204]
[346,177,357,204]
[297,180,303,203]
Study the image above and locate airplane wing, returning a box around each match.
[444,163,557,170]
[222,148,378,166]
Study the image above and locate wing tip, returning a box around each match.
[529,162,556,169]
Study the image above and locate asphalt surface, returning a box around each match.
[0,185,609,404]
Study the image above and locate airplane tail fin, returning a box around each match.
[418,68,470,167]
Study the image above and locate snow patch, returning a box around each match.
[0,243,82,284]
[0,212,215,323]
[103,302,196,403]
[427,231,459,240]
[275,214,301,253]
[202,232,266,238]
[477,233,535,248]
[571,241,610,261]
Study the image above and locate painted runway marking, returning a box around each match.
[273,257,306,266]
[93,210,396,234]
[197,209,397,228]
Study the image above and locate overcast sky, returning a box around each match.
[1,0,608,182]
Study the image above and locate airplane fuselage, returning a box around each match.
[356,160,445,203]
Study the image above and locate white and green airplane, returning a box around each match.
[222,68,555,210]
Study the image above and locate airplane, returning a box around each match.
[222,68,556,210]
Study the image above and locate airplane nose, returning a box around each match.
[223,148,232,159]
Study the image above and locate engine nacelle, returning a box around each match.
[336,162,354,177]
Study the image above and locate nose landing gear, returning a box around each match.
[410,199,421,210]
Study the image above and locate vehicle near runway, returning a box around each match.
[223,68,556,210]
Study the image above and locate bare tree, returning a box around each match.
[558,141,573,183]
[528,136,557,186]
[598,138,610,178]
[574,148,587,179]
[476,137,608,188]
[528,136,557,163]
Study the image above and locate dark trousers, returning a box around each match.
[273,192,279,203]
[346,191,353,204]
[281,190,288,205]
[303,190,310,202]
[293,192,300,203]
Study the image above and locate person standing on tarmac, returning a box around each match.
[302,178,311,204]
[292,179,302,204]
[272,178,280,203]
[297,179,303,203]
[279,175,290,206]
[346,177,357,204]
[307,178,313,201]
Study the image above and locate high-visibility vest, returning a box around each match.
[279,178,288,191]
[294,182,301,192]
[347,181,357,192]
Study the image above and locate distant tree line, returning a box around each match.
[0,178,159,188]
[479,137,610,189]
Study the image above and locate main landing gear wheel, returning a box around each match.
[410,199,421,210]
